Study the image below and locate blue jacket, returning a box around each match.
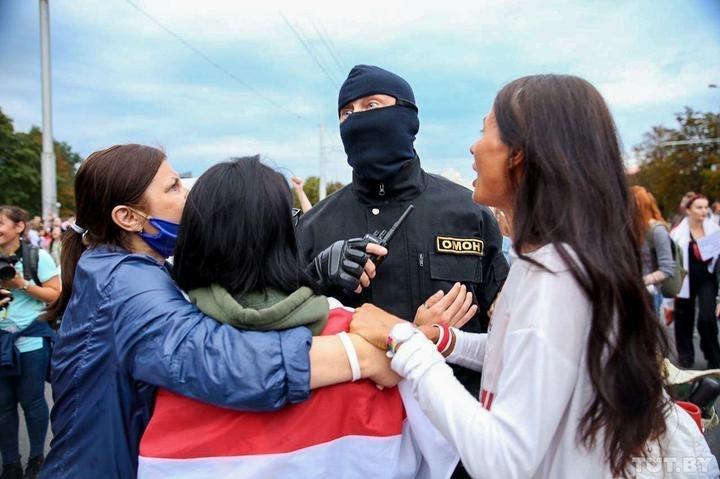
[41,246,312,478]
[0,320,55,377]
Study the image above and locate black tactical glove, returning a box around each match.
[307,238,370,294]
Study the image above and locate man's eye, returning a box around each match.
[341,110,352,118]
[367,101,380,109]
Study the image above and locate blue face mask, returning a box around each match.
[137,216,180,258]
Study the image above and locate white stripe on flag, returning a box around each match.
[140,423,421,479]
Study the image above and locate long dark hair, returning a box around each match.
[493,75,668,476]
[173,156,313,298]
[43,144,165,323]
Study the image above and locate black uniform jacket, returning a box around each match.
[296,156,509,395]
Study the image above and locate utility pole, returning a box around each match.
[318,123,327,201]
[39,0,57,217]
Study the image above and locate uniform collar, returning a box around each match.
[351,154,427,203]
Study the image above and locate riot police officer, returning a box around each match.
[296,65,509,399]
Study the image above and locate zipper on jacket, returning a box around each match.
[378,183,385,197]
[418,253,425,298]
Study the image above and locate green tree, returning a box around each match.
[292,176,344,209]
[632,108,720,217]
[0,108,82,216]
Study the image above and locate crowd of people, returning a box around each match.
[1,66,720,479]
[629,188,720,370]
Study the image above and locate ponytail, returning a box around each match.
[42,229,86,326]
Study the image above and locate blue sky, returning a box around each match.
[1,0,719,187]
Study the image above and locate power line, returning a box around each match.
[295,22,340,85]
[659,138,720,147]
[280,12,339,91]
[123,0,312,123]
[318,22,349,74]
[309,18,347,76]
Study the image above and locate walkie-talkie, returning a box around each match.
[363,205,415,267]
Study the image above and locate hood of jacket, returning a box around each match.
[188,285,329,335]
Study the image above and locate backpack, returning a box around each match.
[646,221,685,298]
[20,241,42,286]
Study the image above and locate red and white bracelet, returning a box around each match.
[432,323,453,355]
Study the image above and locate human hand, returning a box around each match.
[357,243,388,293]
[350,333,401,387]
[290,176,305,190]
[0,289,12,309]
[0,272,25,291]
[307,239,387,294]
[414,282,477,329]
[351,303,405,351]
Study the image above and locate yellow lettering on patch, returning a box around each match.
[436,236,484,256]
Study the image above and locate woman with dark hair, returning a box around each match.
[136,156,470,477]
[0,206,60,479]
[48,226,62,266]
[671,194,720,369]
[351,75,717,478]
[39,145,400,479]
[173,157,316,299]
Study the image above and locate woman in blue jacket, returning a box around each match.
[39,144,396,479]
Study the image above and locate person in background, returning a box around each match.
[491,207,513,266]
[48,226,62,267]
[670,191,696,229]
[25,218,41,248]
[351,74,717,478]
[0,206,61,479]
[671,194,720,369]
[39,228,51,252]
[710,200,720,226]
[291,176,313,214]
[40,144,400,479]
[631,186,675,317]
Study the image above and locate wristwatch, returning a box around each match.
[21,280,30,291]
[386,322,418,358]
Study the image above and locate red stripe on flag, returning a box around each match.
[320,306,353,335]
[140,307,405,459]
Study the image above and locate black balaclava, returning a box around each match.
[338,65,419,182]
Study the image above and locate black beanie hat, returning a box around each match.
[337,65,416,114]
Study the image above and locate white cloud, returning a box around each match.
[439,166,473,190]
[597,61,720,110]
[3,0,719,182]
[56,0,720,113]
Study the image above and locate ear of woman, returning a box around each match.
[110,205,145,233]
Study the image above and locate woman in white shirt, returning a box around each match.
[351,74,718,478]
[670,194,720,369]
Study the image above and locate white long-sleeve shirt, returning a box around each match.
[393,244,718,478]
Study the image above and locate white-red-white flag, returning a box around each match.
[138,300,459,479]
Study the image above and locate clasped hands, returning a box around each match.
[350,282,476,388]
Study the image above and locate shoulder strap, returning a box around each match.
[20,242,42,285]
[646,221,668,250]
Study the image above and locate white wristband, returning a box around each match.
[338,332,362,382]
